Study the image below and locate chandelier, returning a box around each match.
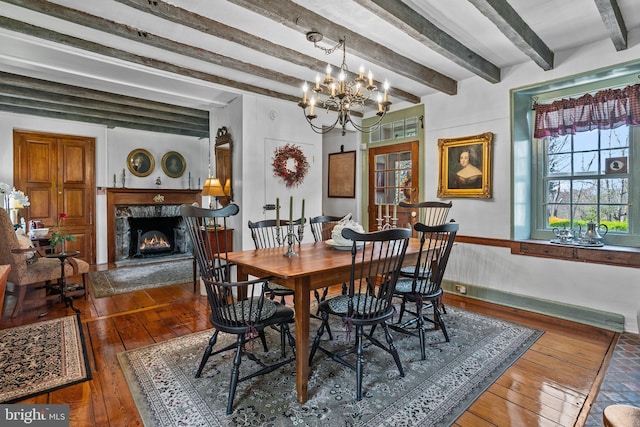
[298,32,391,135]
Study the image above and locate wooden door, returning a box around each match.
[368,141,419,231]
[14,130,96,263]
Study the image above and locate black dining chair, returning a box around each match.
[309,215,348,307]
[309,227,411,401]
[398,201,453,297]
[390,222,458,360]
[247,218,304,304]
[181,204,296,414]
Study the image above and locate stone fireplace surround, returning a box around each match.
[106,189,201,263]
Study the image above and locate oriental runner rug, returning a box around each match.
[118,306,541,426]
[0,315,91,403]
[89,258,195,298]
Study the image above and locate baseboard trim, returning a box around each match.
[442,280,624,332]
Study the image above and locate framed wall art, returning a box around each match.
[127,148,154,177]
[437,132,493,199]
[162,151,186,178]
[328,150,356,198]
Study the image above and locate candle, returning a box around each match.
[393,204,397,219]
[302,82,308,103]
[301,198,305,223]
[368,70,373,86]
[378,203,382,219]
[386,204,389,218]
[315,73,320,90]
[384,80,389,103]
[276,197,280,227]
[289,196,293,223]
[359,64,364,80]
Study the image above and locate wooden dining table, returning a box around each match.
[226,238,420,404]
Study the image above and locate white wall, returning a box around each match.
[424,33,640,332]
[0,112,208,264]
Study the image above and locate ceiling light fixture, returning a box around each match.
[298,32,391,135]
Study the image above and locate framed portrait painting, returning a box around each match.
[162,151,186,178]
[127,148,154,177]
[328,150,356,198]
[437,132,493,198]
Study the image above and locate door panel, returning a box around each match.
[368,141,419,231]
[14,131,96,264]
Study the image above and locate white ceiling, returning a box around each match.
[1,0,639,112]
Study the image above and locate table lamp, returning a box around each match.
[202,177,226,209]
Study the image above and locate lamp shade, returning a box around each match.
[202,177,226,197]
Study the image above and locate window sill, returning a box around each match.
[512,239,640,269]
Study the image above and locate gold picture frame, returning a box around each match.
[437,132,493,198]
[127,148,154,177]
[161,151,186,178]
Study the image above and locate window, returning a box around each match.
[532,125,638,246]
[368,115,420,143]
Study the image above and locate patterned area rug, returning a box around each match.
[0,315,91,403]
[118,306,542,426]
[89,258,195,298]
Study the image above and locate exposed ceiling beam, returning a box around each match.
[468,0,554,71]
[0,71,210,137]
[0,71,207,119]
[594,0,628,51]
[111,0,420,104]
[0,16,302,104]
[352,0,501,84]
[226,0,457,95]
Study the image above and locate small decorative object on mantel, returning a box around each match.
[121,168,126,188]
[272,144,310,188]
[155,176,162,188]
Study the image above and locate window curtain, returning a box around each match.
[533,83,640,138]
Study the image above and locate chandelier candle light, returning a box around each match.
[299,32,391,135]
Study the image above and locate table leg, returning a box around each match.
[294,277,310,404]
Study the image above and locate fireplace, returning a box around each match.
[106,189,201,263]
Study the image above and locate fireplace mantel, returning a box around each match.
[106,188,201,263]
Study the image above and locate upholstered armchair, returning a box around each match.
[0,208,89,318]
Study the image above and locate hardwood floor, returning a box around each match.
[0,273,617,426]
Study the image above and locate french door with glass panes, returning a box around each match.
[368,141,419,231]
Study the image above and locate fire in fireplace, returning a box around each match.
[127,215,185,259]
[136,230,172,257]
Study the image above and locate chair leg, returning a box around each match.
[282,321,296,357]
[195,330,219,378]
[355,325,364,401]
[10,285,27,318]
[417,308,427,360]
[434,303,449,342]
[259,330,269,352]
[382,323,404,377]
[309,311,329,365]
[226,335,244,415]
[82,273,88,300]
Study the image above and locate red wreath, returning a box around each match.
[272,144,310,187]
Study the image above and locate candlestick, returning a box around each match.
[393,204,397,219]
[276,197,280,227]
[289,196,293,223]
[378,204,382,219]
[301,198,305,223]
